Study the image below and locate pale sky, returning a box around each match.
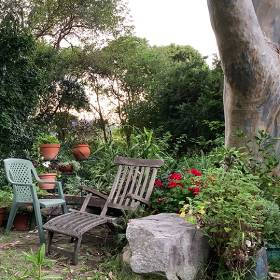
[127,0,218,58]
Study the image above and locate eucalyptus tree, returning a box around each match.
[208,0,280,152]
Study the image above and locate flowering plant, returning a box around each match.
[150,168,205,213]
[70,119,96,145]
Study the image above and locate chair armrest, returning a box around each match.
[79,186,108,200]
[8,181,32,186]
[126,193,150,206]
[37,179,65,199]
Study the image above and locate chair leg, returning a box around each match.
[5,202,18,232]
[33,202,45,244]
[61,203,68,214]
[72,237,82,265]
[47,231,54,255]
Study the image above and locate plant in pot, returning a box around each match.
[0,188,12,227]
[71,119,93,160]
[58,160,81,174]
[14,206,32,231]
[37,133,60,160]
[36,161,58,190]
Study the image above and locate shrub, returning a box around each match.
[180,168,280,270]
[36,133,59,144]
[150,168,204,213]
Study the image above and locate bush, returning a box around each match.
[180,168,280,271]
[77,128,174,193]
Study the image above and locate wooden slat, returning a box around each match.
[80,193,92,212]
[143,167,158,201]
[118,166,134,205]
[114,156,164,168]
[112,165,127,204]
[132,166,150,208]
[130,167,145,207]
[125,166,139,206]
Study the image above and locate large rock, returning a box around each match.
[125,213,209,280]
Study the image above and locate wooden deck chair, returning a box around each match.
[43,156,164,264]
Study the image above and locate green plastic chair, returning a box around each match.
[4,158,68,243]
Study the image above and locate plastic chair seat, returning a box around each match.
[39,199,66,208]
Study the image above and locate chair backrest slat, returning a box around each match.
[132,167,145,198]
[112,165,128,204]
[124,166,140,206]
[118,165,134,205]
[101,156,164,216]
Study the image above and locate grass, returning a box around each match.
[0,230,163,280]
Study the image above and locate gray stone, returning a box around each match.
[125,213,209,280]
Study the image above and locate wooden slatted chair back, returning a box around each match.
[100,156,164,217]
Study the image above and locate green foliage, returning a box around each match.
[22,244,61,279]
[0,187,13,208]
[0,15,43,158]
[77,128,173,193]
[151,186,190,213]
[0,0,131,48]
[182,168,280,270]
[36,133,59,144]
[126,46,224,152]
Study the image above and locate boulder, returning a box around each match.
[125,213,209,280]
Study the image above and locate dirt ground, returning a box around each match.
[0,227,118,280]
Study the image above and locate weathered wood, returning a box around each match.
[80,193,92,212]
[207,0,280,151]
[114,156,164,168]
[79,187,108,200]
[44,156,163,264]
[126,193,150,206]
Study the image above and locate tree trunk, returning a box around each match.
[207,0,280,152]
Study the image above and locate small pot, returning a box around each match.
[0,207,7,227]
[39,144,61,160]
[38,173,57,190]
[58,164,74,174]
[72,144,91,160]
[14,213,29,231]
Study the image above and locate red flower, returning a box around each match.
[192,186,200,195]
[169,172,182,180]
[188,186,201,195]
[154,179,164,188]
[168,181,183,188]
[187,168,202,176]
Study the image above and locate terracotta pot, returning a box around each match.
[58,164,73,174]
[14,213,29,231]
[39,144,60,160]
[38,173,57,190]
[72,144,91,160]
[0,207,6,227]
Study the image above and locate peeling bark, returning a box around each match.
[208,0,280,152]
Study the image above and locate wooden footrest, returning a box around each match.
[43,212,109,238]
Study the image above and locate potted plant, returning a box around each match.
[14,207,31,231]
[37,133,60,160]
[37,161,58,190]
[71,120,92,160]
[0,188,12,227]
[58,160,80,174]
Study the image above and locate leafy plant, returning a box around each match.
[150,168,204,213]
[0,187,13,208]
[36,161,58,175]
[22,244,61,279]
[59,160,80,171]
[180,168,280,271]
[36,133,59,145]
[70,119,97,145]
